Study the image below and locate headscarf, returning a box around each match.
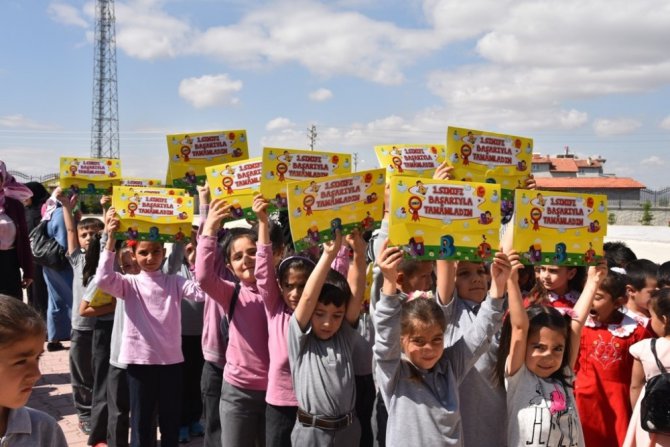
[0,161,33,214]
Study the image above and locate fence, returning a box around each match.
[9,170,60,184]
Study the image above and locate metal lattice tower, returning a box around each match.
[90,0,119,159]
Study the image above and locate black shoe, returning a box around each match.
[46,342,66,352]
[78,420,92,435]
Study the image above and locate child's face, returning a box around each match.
[280,267,308,311]
[227,236,257,282]
[539,265,575,295]
[627,277,658,314]
[455,261,488,303]
[649,306,668,337]
[0,334,43,410]
[401,322,444,370]
[77,226,99,252]
[400,262,434,295]
[525,326,566,378]
[118,250,140,275]
[133,241,165,272]
[590,288,622,324]
[310,302,346,340]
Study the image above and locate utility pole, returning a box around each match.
[308,124,317,151]
[90,0,120,159]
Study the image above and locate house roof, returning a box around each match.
[550,158,579,173]
[531,154,604,172]
[535,177,646,189]
[574,159,604,169]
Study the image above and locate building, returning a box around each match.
[531,148,645,205]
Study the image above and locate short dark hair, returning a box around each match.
[650,288,670,336]
[77,217,104,231]
[603,241,637,269]
[399,259,433,277]
[401,297,446,337]
[625,259,658,290]
[657,261,670,288]
[317,269,351,308]
[599,269,627,301]
[0,295,46,348]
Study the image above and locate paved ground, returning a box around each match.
[28,341,204,447]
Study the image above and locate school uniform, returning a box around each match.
[374,292,504,446]
[0,407,67,447]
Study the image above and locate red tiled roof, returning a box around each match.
[574,159,604,168]
[535,177,645,189]
[532,154,552,164]
[550,158,579,173]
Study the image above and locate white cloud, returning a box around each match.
[592,118,641,137]
[47,2,88,28]
[266,117,294,131]
[0,115,59,130]
[640,156,665,167]
[661,116,670,130]
[309,88,333,102]
[178,74,242,109]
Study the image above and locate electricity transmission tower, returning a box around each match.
[308,124,317,151]
[90,0,120,159]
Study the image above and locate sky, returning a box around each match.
[2,0,670,188]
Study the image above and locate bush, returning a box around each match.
[608,213,617,225]
[640,201,654,226]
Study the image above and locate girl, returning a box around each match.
[195,196,275,447]
[95,211,207,447]
[624,288,670,447]
[374,240,511,445]
[574,269,651,447]
[497,258,606,447]
[527,264,586,311]
[0,294,67,446]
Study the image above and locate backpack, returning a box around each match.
[640,338,670,434]
[219,282,241,354]
[29,219,69,270]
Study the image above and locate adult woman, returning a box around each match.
[0,161,34,299]
[24,181,50,320]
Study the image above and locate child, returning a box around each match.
[527,264,586,311]
[195,197,273,447]
[288,230,366,446]
[374,240,510,445]
[603,241,637,269]
[658,260,670,289]
[58,188,105,436]
[624,288,670,447]
[497,258,607,447]
[624,259,659,327]
[95,211,207,447]
[574,269,651,447]
[0,294,67,446]
[435,257,508,447]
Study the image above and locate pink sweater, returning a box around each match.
[95,248,207,365]
[195,236,272,391]
[263,245,351,406]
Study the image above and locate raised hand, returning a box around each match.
[433,160,455,181]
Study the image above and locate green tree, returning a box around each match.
[640,201,654,226]
[608,212,616,225]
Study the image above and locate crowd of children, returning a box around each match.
[4,169,670,447]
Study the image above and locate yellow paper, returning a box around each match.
[206,157,262,221]
[59,157,122,196]
[447,126,533,222]
[374,144,446,180]
[388,176,501,261]
[512,189,607,266]
[260,148,352,211]
[112,186,194,243]
[88,288,114,308]
[166,130,249,194]
[121,178,164,188]
[286,169,385,253]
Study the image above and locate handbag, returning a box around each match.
[29,219,69,270]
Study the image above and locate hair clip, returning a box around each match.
[610,267,626,275]
[125,240,137,248]
[407,290,435,301]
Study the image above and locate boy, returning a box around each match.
[288,231,365,446]
[58,188,104,435]
[624,258,659,327]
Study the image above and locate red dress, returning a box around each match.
[575,313,652,447]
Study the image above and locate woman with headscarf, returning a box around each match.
[0,161,34,299]
[23,181,51,320]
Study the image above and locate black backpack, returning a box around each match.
[640,338,670,434]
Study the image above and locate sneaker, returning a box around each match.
[46,341,66,352]
[78,420,92,435]
[189,421,205,437]
[179,426,190,443]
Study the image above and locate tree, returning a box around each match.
[640,201,654,226]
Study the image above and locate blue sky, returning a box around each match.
[2,0,670,187]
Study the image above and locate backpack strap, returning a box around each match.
[650,338,667,374]
[228,282,241,324]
